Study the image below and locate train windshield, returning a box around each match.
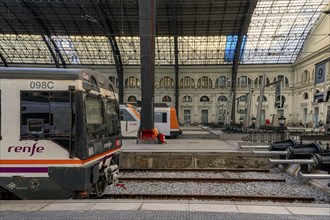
[84,94,120,152]
[20,91,120,157]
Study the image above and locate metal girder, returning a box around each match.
[1,1,37,64]
[230,0,257,124]
[90,0,124,104]
[65,1,97,65]
[18,1,66,68]
[0,52,8,67]
[218,0,228,36]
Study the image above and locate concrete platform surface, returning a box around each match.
[122,139,239,152]
[1,200,329,220]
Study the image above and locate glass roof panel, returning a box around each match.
[243,0,328,64]
[0,0,327,66]
[117,36,140,65]
[0,34,53,64]
[52,36,114,65]
[178,36,227,65]
[156,37,174,65]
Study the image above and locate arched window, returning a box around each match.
[218,95,227,102]
[180,76,195,88]
[215,76,230,88]
[254,75,270,88]
[125,76,140,88]
[160,76,174,88]
[162,95,172,102]
[239,95,247,102]
[127,95,137,103]
[200,96,210,102]
[273,75,289,88]
[257,95,267,102]
[182,95,192,102]
[276,95,286,102]
[302,70,310,83]
[109,76,118,87]
[303,92,308,100]
[237,76,252,88]
[197,76,212,89]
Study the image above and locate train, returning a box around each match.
[120,104,182,138]
[0,67,122,199]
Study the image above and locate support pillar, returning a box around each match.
[137,0,157,144]
[256,73,266,129]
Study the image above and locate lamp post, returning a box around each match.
[278,115,286,127]
[251,116,256,128]
[239,117,244,127]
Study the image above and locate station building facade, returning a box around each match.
[103,13,329,127]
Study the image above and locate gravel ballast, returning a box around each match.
[105,169,330,203]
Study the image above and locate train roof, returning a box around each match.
[0,67,103,81]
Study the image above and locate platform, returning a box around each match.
[1,200,329,220]
[122,139,239,152]
[121,125,237,152]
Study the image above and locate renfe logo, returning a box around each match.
[8,143,44,156]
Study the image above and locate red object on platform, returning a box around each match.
[159,133,165,144]
[139,129,157,139]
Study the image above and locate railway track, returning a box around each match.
[120,177,286,183]
[120,168,270,172]
[100,193,315,203]
[106,168,326,203]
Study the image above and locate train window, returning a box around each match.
[21,91,50,139]
[49,91,75,149]
[21,91,74,149]
[119,110,124,120]
[154,112,167,123]
[85,96,103,124]
[105,99,120,136]
[120,109,136,121]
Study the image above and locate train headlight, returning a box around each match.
[115,139,122,147]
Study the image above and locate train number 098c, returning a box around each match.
[30,81,54,89]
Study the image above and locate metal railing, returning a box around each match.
[244,130,289,142]
[243,129,329,142]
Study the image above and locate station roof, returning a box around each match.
[0,0,328,66]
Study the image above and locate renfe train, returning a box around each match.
[120,104,182,138]
[0,68,122,199]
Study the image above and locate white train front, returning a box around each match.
[0,67,122,199]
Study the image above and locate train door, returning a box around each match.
[120,107,139,137]
[261,110,265,125]
[184,109,191,125]
[313,107,319,128]
[218,105,226,124]
[303,108,307,126]
[154,108,170,136]
[201,109,208,124]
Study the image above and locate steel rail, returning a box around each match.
[120,168,270,172]
[99,193,315,203]
[120,177,285,183]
